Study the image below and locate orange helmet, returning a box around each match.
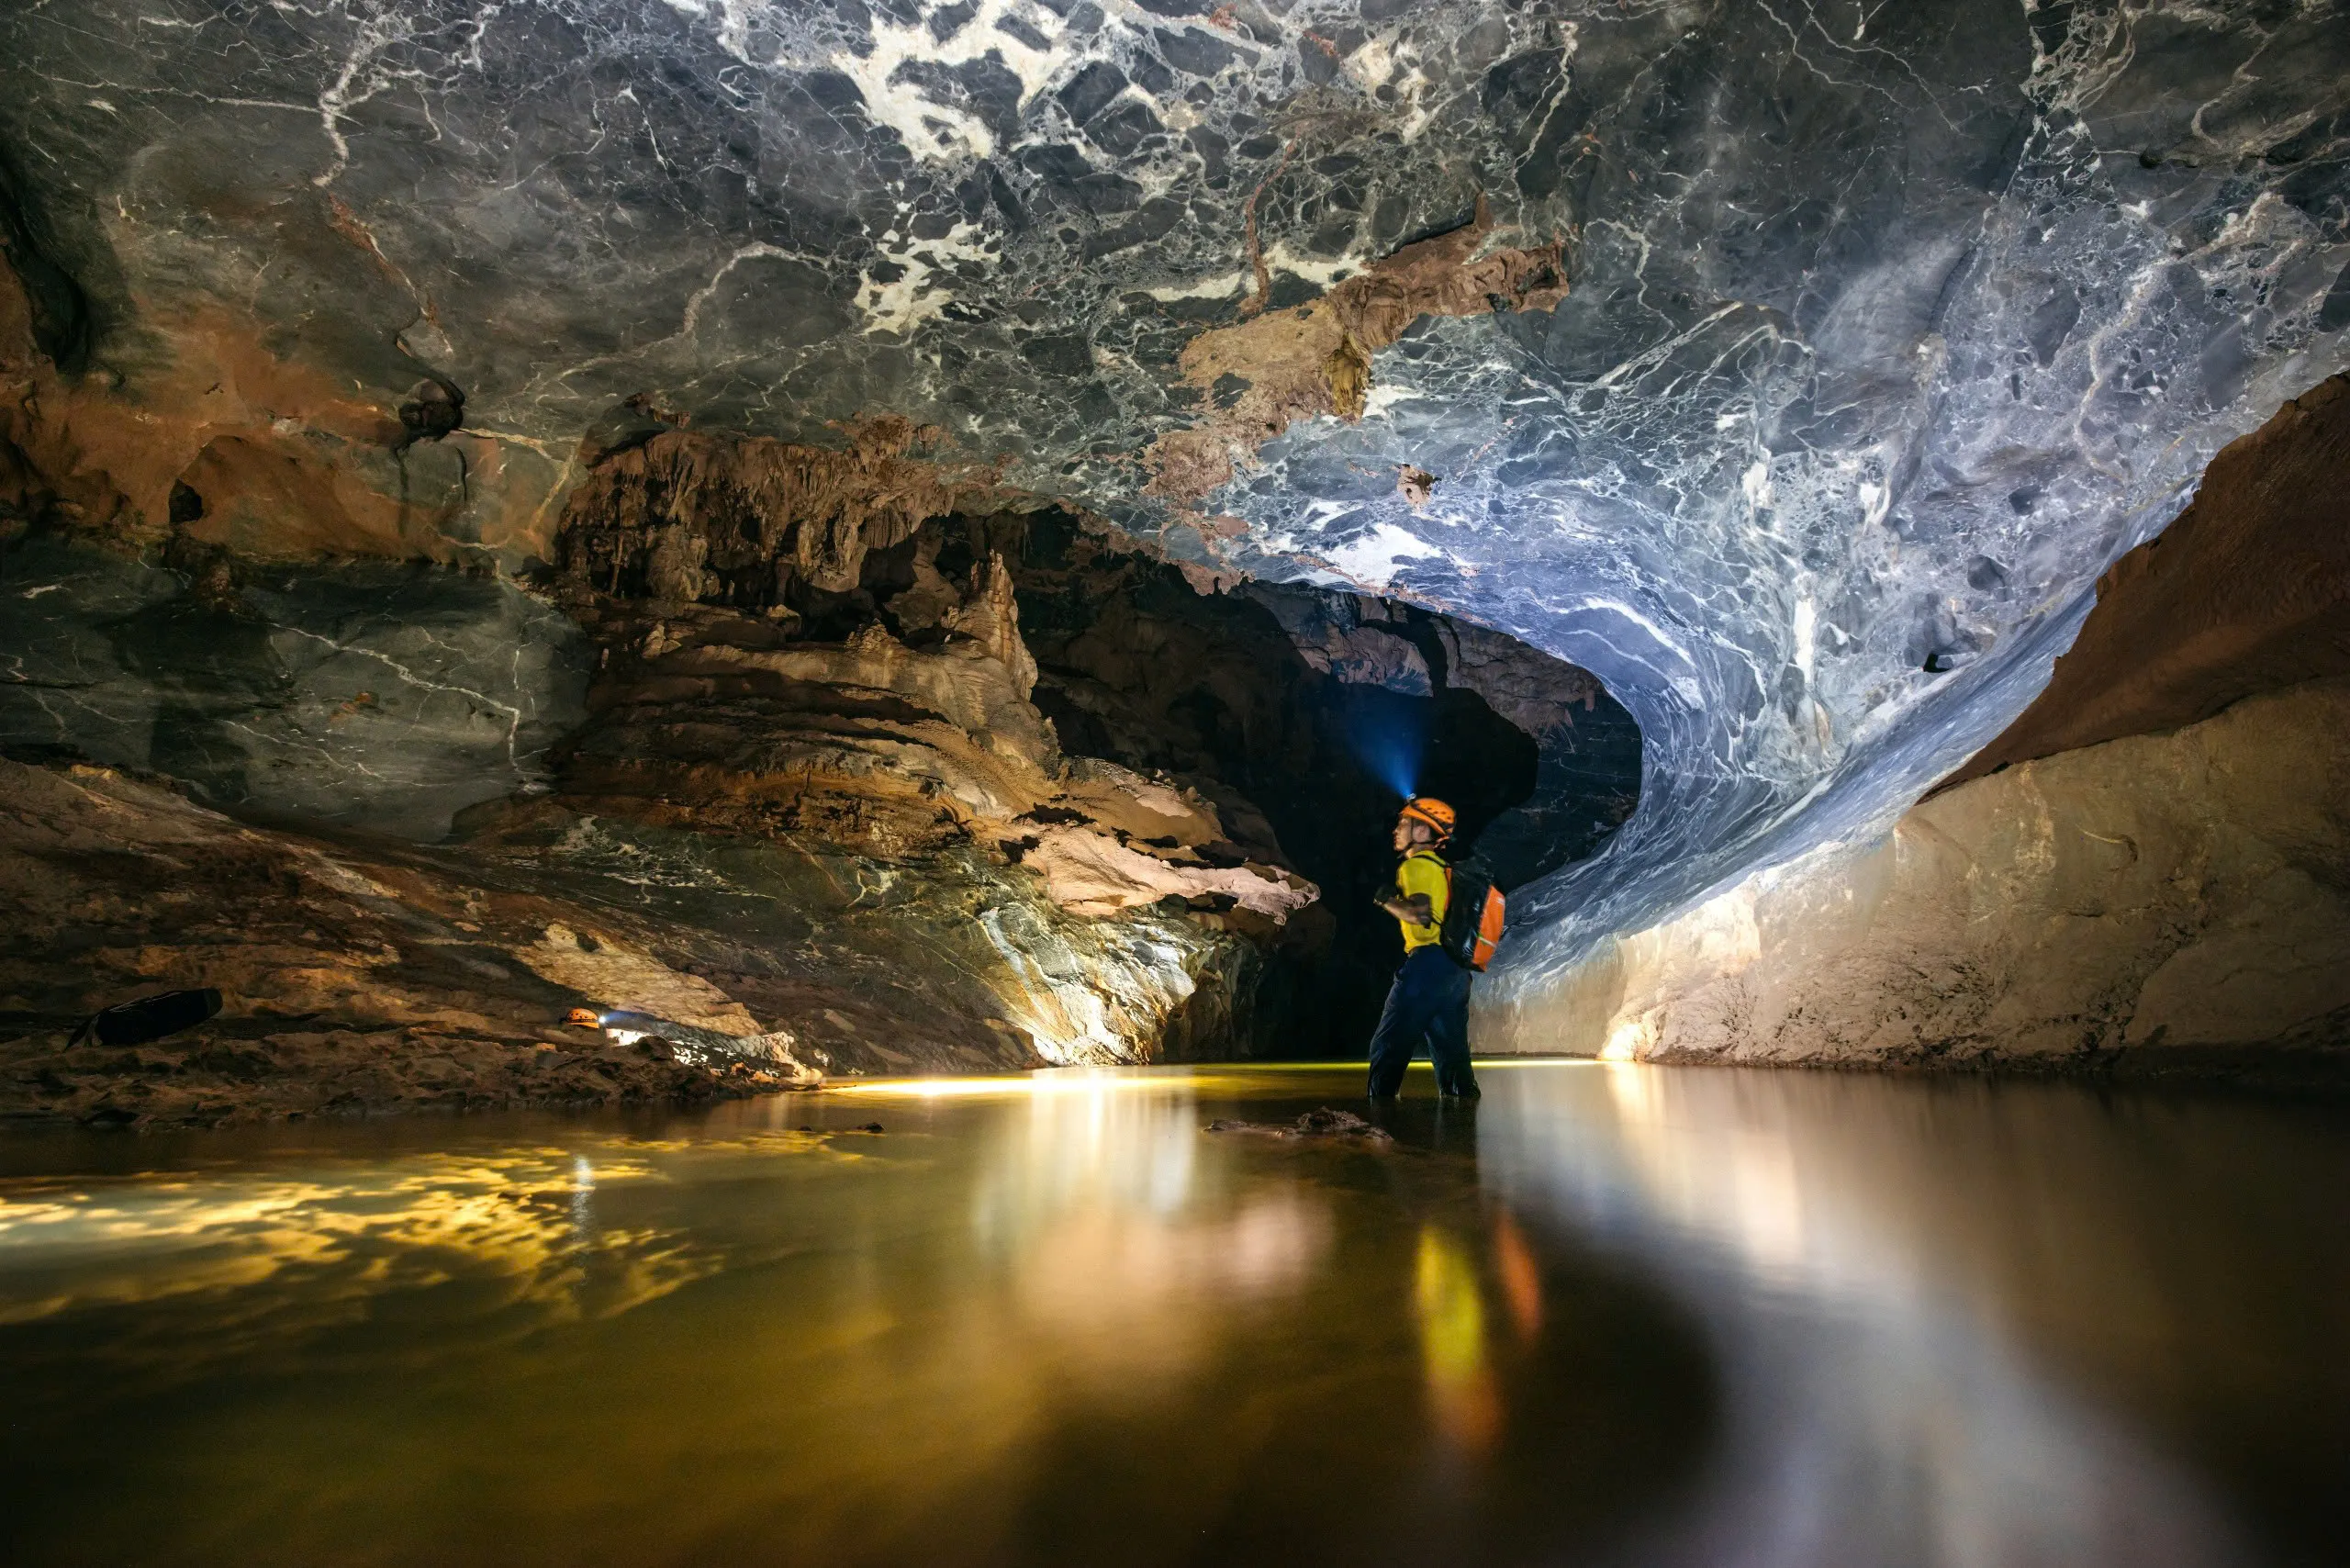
[1398,796,1456,840]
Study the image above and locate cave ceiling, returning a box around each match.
[3,0,2348,968]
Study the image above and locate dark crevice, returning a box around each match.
[957,508,1643,1057]
[0,146,93,374]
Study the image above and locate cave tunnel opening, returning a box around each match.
[892,508,1648,1058]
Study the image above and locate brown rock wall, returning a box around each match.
[556,422,1017,598]
[0,235,574,571]
[1146,201,1568,503]
[0,759,824,1126]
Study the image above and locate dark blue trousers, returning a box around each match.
[1367,946,1478,1098]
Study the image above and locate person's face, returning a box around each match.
[1393,817,1429,853]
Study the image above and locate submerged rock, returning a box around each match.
[1204,1106,1393,1142]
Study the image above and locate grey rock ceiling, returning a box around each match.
[5,0,2347,984]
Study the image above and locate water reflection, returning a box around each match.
[0,1143,740,1365]
[1413,1225,1499,1452]
[971,1069,1333,1387]
[1480,1062,2346,1567]
[0,1066,2341,1566]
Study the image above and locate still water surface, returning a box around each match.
[1,1063,2344,1566]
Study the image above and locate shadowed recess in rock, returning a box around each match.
[545,487,1637,1065]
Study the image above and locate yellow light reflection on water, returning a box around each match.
[1414,1225,1501,1452]
[820,1058,1601,1100]
[821,1070,1173,1099]
[0,1145,745,1350]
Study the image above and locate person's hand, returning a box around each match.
[1379,894,1436,928]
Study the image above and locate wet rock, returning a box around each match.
[1203,1105,1393,1141]
[1022,824,1313,919]
[0,756,839,1126]
[595,1009,819,1082]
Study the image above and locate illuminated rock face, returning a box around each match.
[0,1,2345,1074]
[1483,377,2350,1079]
[1480,677,2350,1082]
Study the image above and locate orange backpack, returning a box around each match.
[1437,859,1507,971]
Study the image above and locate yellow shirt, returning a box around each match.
[1395,851,1450,951]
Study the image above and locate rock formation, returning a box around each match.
[3,404,1628,1117]
[1147,197,1569,502]
[1939,376,2350,790]
[0,757,822,1126]
[1482,381,2350,1082]
[2,0,2346,1103]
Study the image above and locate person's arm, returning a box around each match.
[1378,891,1437,927]
[1384,856,1449,929]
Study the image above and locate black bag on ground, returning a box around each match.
[70,988,223,1047]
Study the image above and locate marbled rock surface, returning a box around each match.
[1480,376,2350,1078]
[1,536,588,840]
[1940,373,2350,791]
[2,0,2347,1065]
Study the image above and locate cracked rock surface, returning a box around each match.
[0,537,589,840]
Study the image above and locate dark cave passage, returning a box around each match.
[709,499,1645,1058]
[928,510,1645,1058]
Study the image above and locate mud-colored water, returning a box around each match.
[1,1064,2343,1567]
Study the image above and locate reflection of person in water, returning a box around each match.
[1368,797,1479,1101]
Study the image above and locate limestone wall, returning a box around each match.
[1478,677,2350,1081]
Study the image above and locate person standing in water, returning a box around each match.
[1368,797,1479,1101]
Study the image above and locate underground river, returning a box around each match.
[1,1063,2343,1568]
